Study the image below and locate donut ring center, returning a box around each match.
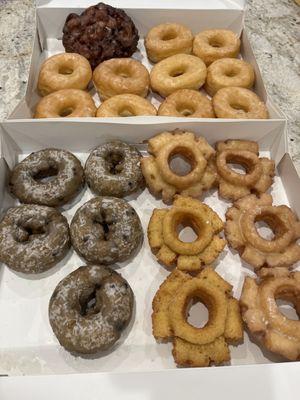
[209,38,223,48]
[175,103,195,117]
[168,147,196,176]
[14,218,47,243]
[79,284,102,317]
[58,65,74,75]
[92,210,114,242]
[115,66,132,79]
[31,162,59,183]
[169,67,186,78]
[275,291,300,321]
[118,107,135,117]
[186,296,210,328]
[104,151,125,174]
[59,107,74,117]
[161,30,177,41]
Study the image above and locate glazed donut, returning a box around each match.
[205,58,255,96]
[145,23,193,63]
[212,87,269,119]
[34,89,96,118]
[93,58,150,100]
[10,148,84,207]
[158,89,215,118]
[85,141,144,197]
[49,265,134,354]
[96,94,157,117]
[193,29,240,65]
[70,197,143,265]
[150,54,207,98]
[240,273,300,360]
[37,53,92,96]
[0,204,70,273]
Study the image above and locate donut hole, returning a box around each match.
[225,154,254,176]
[255,213,288,241]
[14,220,47,243]
[186,296,209,328]
[79,285,102,316]
[118,107,135,117]
[229,102,249,113]
[225,69,237,78]
[209,38,223,48]
[32,164,59,183]
[59,107,74,117]
[115,66,132,79]
[161,30,177,41]
[58,65,74,75]
[93,212,111,241]
[104,151,125,174]
[275,294,300,321]
[254,220,275,240]
[177,223,198,243]
[227,163,247,175]
[168,147,195,176]
[169,67,186,78]
[176,103,195,117]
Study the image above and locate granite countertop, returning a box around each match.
[0,0,299,170]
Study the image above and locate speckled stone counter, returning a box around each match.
[0,0,299,170]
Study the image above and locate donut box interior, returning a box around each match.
[0,118,299,384]
[7,0,284,122]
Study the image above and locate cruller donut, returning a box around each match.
[96,94,157,117]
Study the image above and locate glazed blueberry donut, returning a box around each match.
[193,29,240,66]
[85,141,144,197]
[37,53,92,96]
[34,89,96,118]
[205,58,255,96]
[0,204,70,273]
[49,265,134,354]
[93,58,150,100]
[212,87,269,119]
[145,23,193,63]
[158,89,215,118]
[70,197,143,265]
[10,148,84,207]
[96,94,157,117]
[150,54,207,98]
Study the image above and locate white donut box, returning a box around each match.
[0,1,299,400]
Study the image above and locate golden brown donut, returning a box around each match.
[158,89,215,118]
[96,94,157,117]
[93,58,150,100]
[212,87,269,119]
[150,54,207,98]
[145,23,193,63]
[193,29,240,65]
[34,89,96,118]
[205,58,255,96]
[37,53,92,96]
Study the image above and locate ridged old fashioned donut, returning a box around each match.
[205,58,255,96]
[93,58,150,100]
[37,53,92,96]
[150,54,207,98]
[212,87,269,119]
[145,23,193,63]
[34,89,96,118]
[193,29,240,65]
[96,94,157,117]
[158,89,215,118]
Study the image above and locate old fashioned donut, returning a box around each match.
[145,23,193,63]
[225,193,300,275]
[10,148,84,207]
[141,130,216,203]
[150,54,207,98]
[34,89,96,118]
[205,58,255,96]
[37,53,92,96]
[96,94,157,117]
[193,29,240,66]
[212,87,269,119]
[158,89,215,118]
[49,265,134,354]
[0,204,70,274]
[152,267,243,367]
[215,140,275,200]
[93,58,150,100]
[148,196,226,272]
[240,272,300,360]
[85,141,144,197]
[70,197,143,265]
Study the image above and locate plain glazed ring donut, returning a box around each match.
[49,265,134,354]
[193,29,240,65]
[212,87,269,119]
[34,89,96,118]
[145,23,193,63]
[158,89,215,118]
[150,54,207,98]
[205,58,255,96]
[37,53,92,96]
[240,272,300,360]
[93,58,150,100]
[96,94,157,117]
[85,141,144,197]
[70,197,143,265]
[0,204,70,273]
[10,148,84,207]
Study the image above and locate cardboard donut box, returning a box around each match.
[0,1,299,398]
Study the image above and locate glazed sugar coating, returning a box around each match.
[70,196,143,265]
[10,148,84,207]
[62,2,139,70]
[0,204,70,273]
[85,141,144,197]
[49,265,134,354]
